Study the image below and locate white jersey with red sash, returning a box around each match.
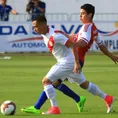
[42,27,74,64]
[41,27,86,84]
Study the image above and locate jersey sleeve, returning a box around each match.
[54,33,69,46]
[39,2,46,9]
[95,35,103,45]
[79,24,92,43]
[42,2,46,9]
[8,5,12,11]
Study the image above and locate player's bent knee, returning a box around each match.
[53,79,62,88]
[42,77,52,86]
[80,81,89,89]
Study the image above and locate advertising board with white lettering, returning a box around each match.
[0,21,118,52]
[0,22,48,52]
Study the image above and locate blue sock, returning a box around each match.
[56,84,80,103]
[34,91,47,109]
[34,84,80,109]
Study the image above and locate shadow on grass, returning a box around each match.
[15,110,118,117]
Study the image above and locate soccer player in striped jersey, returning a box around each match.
[71,4,118,113]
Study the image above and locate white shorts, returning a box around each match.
[46,63,86,85]
[46,63,74,82]
[65,72,86,85]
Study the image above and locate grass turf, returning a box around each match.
[0,54,118,118]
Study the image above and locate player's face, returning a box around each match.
[33,0,39,6]
[32,20,46,34]
[80,9,92,24]
[0,0,7,4]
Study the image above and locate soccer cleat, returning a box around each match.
[77,96,86,112]
[21,106,40,114]
[104,95,115,113]
[42,106,60,114]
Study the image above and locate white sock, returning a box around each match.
[87,82,107,99]
[44,84,57,107]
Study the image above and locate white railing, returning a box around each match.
[8,13,69,22]
[70,13,118,21]
[1,13,118,22]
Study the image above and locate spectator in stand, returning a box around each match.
[0,0,18,21]
[26,0,46,21]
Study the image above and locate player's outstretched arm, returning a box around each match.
[11,10,18,15]
[99,44,118,64]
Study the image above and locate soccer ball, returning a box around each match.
[0,100,16,115]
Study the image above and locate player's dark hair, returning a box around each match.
[81,3,95,19]
[32,15,47,24]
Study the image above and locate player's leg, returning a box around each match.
[22,80,84,113]
[21,91,47,114]
[53,60,85,105]
[21,82,82,114]
[72,71,114,113]
[53,80,86,112]
[21,63,62,115]
[34,80,85,112]
[21,77,60,115]
[40,63,72,114]
[53,79,80,103]
[21,63,85,114]
[41,77,60,114]
[80,80,114,113]
[80,80,107,98]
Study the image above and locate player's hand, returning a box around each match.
[111,55,118,64]
[73,63,81,73]
[69,34,76,42]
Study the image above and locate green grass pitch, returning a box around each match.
[0,54,118,118]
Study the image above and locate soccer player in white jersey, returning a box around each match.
[21,15,87,114]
